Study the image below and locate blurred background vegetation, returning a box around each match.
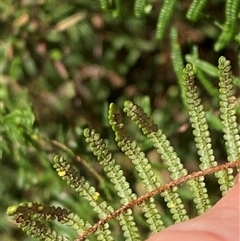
[1,0,239,240]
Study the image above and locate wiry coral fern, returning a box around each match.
[7,57,240,241]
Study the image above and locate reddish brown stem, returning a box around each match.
[75,159,240,241]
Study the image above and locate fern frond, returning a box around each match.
[214,0,240,51]
[186,0,207,22]
[109,103,161,192]
[183,63,217,170]
[124,101,187,180]
[124,101,212,214]
[84,128,141,240]
[183,59,237,196]
[119,102,189,222]
[139,197,164,233]
[182,63,215,212]
[134,0,148,17]
[218,56,240,167]
[53,156,114,240]
[84,129,136,205]
[108,103,165,231]
[156,0,178,40]
[170,28,186,107]
[6,202,82,241]
[77,160,240,240]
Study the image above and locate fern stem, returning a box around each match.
[76,159,240,240]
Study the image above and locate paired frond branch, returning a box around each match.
[75,159,240,240]
[108,103,165,232]
[84,128,141,240]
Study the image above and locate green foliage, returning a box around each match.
[156,0,178,40]
[53,155,114,240]
[2,0,240,240]
[6,57,240,240]
[123,99,212,215]
[218,56,240,165]
[214,0,240,51]
[134,0,148,17]
[186,0,208,22]
[84,129,142,240]
[6,203,73,241]
[98,0,240,48]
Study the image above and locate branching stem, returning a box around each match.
[75,159,240,241]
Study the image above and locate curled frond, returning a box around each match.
[156,0,178,40]
[218,56,240,169]
[214,0,240,51]
[186,0,207,22]
[84,128,141,240]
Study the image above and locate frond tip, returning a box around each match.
[156,0,178,40]
[218,56,240,163]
